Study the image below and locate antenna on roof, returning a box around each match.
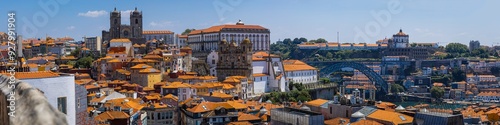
[337,32,340,43]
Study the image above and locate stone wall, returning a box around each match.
[0,75,68,125]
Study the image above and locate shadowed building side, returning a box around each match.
[0,75,68,125]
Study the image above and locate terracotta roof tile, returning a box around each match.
[367,109,413,125]
[350,119,383,125]
[110,38,131,43]
[305,99,328,107]
[283,60,317,71]
[1,71,60,79]
[238,112,261,121]
[189,24,268,35]
[143,30,173,34]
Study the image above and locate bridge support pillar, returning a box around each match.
[362,89,366,101]
[370,89,375,101]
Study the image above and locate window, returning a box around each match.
[77,97,81,108]
[57,97,67,114]
[330,107,333,114]
[212,60,215,64]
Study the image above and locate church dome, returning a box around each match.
[351,111,365,118]
[112,7,119,13]
[242,37,251,44]
[133,7,140,14]
[395,29,408,36]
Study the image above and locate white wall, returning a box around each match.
[286,70,318,84]
[22,75,76,125]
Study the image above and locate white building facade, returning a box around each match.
[18,72,76,125]
[283,60,318,84]
[187,20,271,60]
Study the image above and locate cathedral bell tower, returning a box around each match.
[130,7,143,38]
[110,7,121,39]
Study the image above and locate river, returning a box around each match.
[393,101,466,110]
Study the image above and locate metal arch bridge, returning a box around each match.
[319,61,389,94]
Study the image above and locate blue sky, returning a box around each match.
[1,0,500,46]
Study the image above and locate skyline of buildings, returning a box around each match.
[2,2,500,125]
[2,1,500,45]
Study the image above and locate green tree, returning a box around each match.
[66,61,76,66]
[70,47,81,57]
[445,43,469,54]
[326,52,333,59]
[391,84,404,93]
[283,38,292,45]
[288,82,295,91]
[292,38,301,44]
[471,48,490,58]
[181,29,195,35]
[74,56,94,68]
[320,78,331,84]
[491,67,500,76]
[451,68,466,82]
[430,87,445,99]
[410,43,417,47]
[299,37,308,43]
[315,38,327,43]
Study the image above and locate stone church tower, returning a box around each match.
[103,7,145,52]
[216,36,253,81]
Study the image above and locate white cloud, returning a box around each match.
[78,10,108,18]
[67,26,75,30]
[149,21,173,27]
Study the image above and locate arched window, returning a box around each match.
[135,19,138,24]
[114,19,118,24]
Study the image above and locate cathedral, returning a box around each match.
[102,7,146,48]
[216,36,253,81]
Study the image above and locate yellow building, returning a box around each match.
[139,67,162,88]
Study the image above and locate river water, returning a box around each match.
[393,101,466,110]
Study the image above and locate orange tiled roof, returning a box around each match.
[162,82,191,89]
[283,60,317,71]
[253,73,268,77]
[238,112,261,121]
[143,30,173,34]
[110,38,131,43]
[305,99,328,107]
[139,67,161,74]
[163,94,178,102]
[131,64,153,69]
[227,121,252,125]
[223,77,241,83]
[1,71,59,79]
[350,119,383,125]
[202,91,233,99]
[143,54,162,59]
[187,101,217,113]
[94,111,130,122]
[223,84,235,89]
[367,109,413,125]
[226,101,247,110]
[324,117,350,125]
[108,47,127,54]
[189,24,267,35]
